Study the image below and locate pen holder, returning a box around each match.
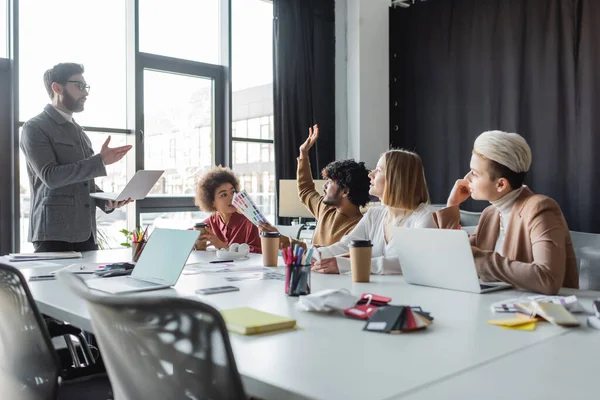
[132,241,147,262]
[285,264,311,296]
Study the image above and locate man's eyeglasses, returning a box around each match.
[66,80,90,93]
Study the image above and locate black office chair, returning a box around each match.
[0,263,112,400]
[58,271,247,400]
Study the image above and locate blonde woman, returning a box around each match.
[312,149,437,275]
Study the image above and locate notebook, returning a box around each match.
[220,307,296,335]
[518,301,580,327]
[90,170,164,201]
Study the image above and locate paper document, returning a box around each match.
[50,263,104,275]
[7,251,82,262]
[182,265,272,275]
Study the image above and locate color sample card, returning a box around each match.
[232,190,269,226]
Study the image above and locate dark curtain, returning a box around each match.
[390,0,600,232]
[273,0,335,223]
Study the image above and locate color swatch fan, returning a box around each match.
[232,190,268,226]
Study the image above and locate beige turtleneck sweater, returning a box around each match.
[490,187,524,256]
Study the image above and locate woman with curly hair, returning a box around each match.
[194,166,261,253]
[312,149,437,275]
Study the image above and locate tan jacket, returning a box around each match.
[433,187,579,295]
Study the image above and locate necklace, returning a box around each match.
[499,212,506,235]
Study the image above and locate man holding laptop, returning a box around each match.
[434,130,579,295]
[21,63,132,252]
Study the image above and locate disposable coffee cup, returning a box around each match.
[349,240,373,282]
[193,222,208,250]
[261,231,281,267]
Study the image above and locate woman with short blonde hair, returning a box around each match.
[313,149,437,275]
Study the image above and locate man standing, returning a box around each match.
[20,63,132,252]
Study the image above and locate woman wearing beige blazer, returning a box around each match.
[434,131,578,295]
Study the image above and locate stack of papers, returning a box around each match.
[488,315,540,331]
[6,251,82,262]
[232,190,268,226]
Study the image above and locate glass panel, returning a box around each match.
[247,117,261,139]
[234,120,247,138]
[140,0,220,64]
[144,70,214,196]
[232,141,275,222]
[231,0,274,220]
[231,0,273,91]
[0,0,6,58]
[19,0,126,127]
[140,211,211,232]
[19,129,131,251]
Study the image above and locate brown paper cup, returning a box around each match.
[261,232,281,267]
[349,240,372,282]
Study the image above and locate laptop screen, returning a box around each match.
[132,228,199,285]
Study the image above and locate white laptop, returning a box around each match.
[90,170,164,201]
[388,228,512,294]
[86,228,199,294]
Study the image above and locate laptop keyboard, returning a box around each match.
[122,278,160,288]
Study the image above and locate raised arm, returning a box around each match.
[297,125,325,218]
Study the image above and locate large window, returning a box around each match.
[143,70,215,196]
[139,0,222,64]
[11,0,276,252]
[231,0,275,222]
[17,0,129,251]
[19,0,127,127]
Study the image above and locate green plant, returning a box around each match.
[96,226,110,250]
[119,228,134,248]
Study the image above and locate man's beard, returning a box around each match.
[322,189,342,206]
[63,91,85,112]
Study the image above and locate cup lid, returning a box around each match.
[261,231,281,238]
[194,222,208,228]
[349,239,372,248]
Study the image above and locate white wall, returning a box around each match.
[336,0,390,169]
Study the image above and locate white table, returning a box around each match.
[14,250,600,400]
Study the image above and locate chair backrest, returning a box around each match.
[459,210,482,227]
[58,272,246,400]
[0,264,60,400]
[569,231,600,291]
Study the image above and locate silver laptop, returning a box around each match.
[388,228,512,294]
[86,228,199,294]
[90,170,164,201]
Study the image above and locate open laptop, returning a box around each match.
[86,228,199,294]
[388,228,512,294]
[90,170,164,201]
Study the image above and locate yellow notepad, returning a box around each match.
[220,307,296,335]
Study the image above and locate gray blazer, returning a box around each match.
[20,104,110,243]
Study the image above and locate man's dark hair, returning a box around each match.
[321,159,371,207]
[488,159,527,189]
[43,63,84,99]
